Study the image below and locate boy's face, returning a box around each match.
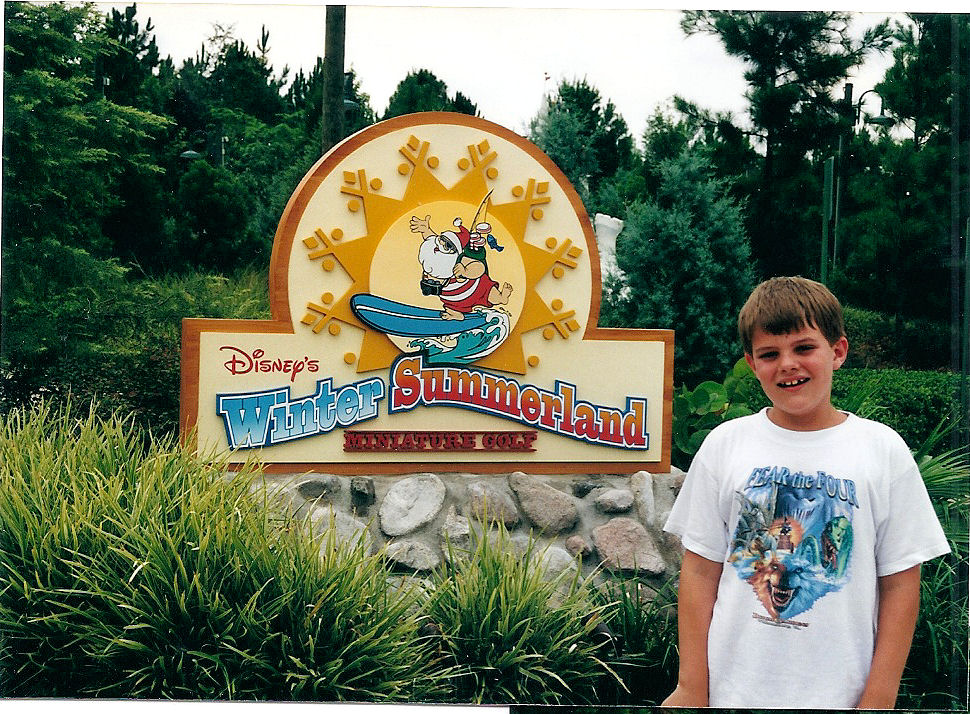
[744,324,848,431]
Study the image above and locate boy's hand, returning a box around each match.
[661,683,708,707]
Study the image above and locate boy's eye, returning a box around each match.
[795,344,816,353]
[756,351,778,360]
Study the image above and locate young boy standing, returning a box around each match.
[662,277,950,709]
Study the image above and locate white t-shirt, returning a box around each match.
[664,408,950,709]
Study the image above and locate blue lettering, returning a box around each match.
[217,390,286,449]
[217,377,386,450]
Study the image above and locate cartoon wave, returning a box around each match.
[408,308,510,364]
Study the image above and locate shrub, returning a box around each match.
[0,269,271,435]
[832,369,960,448]
[594,576,679,705]
[726,363,960,449]
[0,401,447,700]
[843,305,951,370]
[601,150,754,386]
[427,526,619,703]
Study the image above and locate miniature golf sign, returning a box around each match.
[181,113,673,473]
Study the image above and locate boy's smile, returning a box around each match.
[744,325,848,431]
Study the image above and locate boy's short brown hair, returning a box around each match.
[738,276,846,354]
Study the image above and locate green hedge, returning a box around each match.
[729,365,960,449]
[843,306,951,370]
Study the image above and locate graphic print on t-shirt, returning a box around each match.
[729,465,857,624]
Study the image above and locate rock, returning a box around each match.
[309,505,372,554]
[464,481,520,527]
[592,517,665,575]
[536,546,578,580]
[296,474,342,502]
[651,468,686,530]
[508,472,579,534]
[351,477,376,512]
[440,508,472,559]
[571,480,601,498]
[379,473,446,537]
[594,488,634,513]
[385,540,441,572]
[631,471,656,526]
[565,534,593,558]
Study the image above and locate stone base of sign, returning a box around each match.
[252,468,687,585]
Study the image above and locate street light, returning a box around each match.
[853,87,894,128]
[823,84,894,283]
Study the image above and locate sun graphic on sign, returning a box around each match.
[294,129,589,376]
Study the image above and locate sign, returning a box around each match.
[181,113,673,473]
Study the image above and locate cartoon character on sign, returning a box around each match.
[411,213,512,320]
[349,195,514,365]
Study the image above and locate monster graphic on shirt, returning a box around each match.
[729,465,857,623]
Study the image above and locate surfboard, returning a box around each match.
[350,293,489,337]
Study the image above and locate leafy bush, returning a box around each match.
[843,305,951,370]
[832,369,960,448]
[672,358,755,469]
[427,526,618,703]
[1,269,271,434]
[0,401,447,700]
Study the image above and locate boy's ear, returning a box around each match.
[832,336,849,370]
[744,352,755,371]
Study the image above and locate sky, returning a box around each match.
[103,1,917,142]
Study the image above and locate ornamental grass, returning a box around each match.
[0,401,449,700]
[427,525,622,703]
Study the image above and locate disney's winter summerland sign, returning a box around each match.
[181,114,673,473]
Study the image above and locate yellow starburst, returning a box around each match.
[297,120,587,375]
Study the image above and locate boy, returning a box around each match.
[662,277,950,709]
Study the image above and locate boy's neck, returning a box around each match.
[766,404,848,431]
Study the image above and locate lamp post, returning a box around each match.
[823,83,894,282]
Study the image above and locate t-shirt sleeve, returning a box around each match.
[664,451,730,563]
[874,441,951,577]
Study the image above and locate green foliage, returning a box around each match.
[529,78,636,211]
[680,11,891,278]
[672,359,756,469]
[842,305,951,369]
[382,69,478,120]
[594,577,679,705]
[427,527,618,703]
[1,269,271,434]
[831,368,961,448]
[602,150,754,386]
[0,401,449,700]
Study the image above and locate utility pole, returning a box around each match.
[322,5,346,154]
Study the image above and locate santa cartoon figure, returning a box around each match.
[411,214,512,321]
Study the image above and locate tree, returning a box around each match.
[829,13,969,359]
[876,14,969,149]
[382,69,479,119]
[286,61,376,138]
[530,79,636,211]
[601,151,754,385]
[681,11,891,277]
[2,1,170,405]
[529,105,599,206]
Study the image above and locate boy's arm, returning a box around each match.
[856,565,921,709]
[662,549,723,707]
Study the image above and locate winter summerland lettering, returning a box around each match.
[215,356,650,451]
[745,465,860,508]
[389,356,649,449]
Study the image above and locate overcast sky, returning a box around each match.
[100,1,926,142]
